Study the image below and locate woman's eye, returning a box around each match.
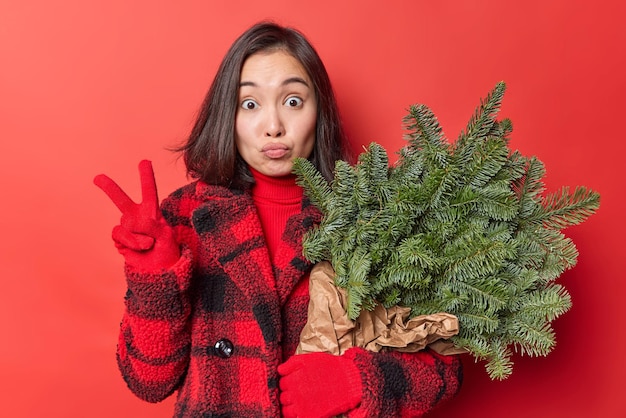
[285,97,303,108]
[241,99,258,110]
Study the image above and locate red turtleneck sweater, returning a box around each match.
[250,168,304,263]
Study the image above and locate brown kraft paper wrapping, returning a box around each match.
[296,261,467,356]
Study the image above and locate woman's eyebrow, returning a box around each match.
[282,76,310,87]
[239,76,310,88]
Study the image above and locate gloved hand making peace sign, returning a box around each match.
[94,160,180,272]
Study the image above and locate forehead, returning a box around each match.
[240,50,311,85]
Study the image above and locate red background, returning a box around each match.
[1,1,624,416]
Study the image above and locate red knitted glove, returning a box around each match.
[278,351,362,418]
[94,160,180,272]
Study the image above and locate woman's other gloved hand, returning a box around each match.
[278,351,363,418]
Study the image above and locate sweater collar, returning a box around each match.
[249,167,303,204]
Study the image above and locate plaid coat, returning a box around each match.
[117,180,463,417]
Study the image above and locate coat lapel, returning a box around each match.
[190,185,277,304]
[273,200,322,305]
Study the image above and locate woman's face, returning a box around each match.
[235,49,317,177]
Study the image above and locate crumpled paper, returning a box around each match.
[297,261,467,356]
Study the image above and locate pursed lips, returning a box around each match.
[261,143,289,159]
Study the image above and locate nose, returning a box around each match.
[264,107,284,138]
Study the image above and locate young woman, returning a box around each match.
[94,22,463,417]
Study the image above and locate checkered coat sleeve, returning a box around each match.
[115,180,462,417]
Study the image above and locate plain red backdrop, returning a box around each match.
[1,1,624,417]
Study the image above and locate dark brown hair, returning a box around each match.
[176,21,351,189]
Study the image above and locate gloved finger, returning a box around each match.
[137,160,159,217]
[112,225,155,251]
[277,372,303,396]
[277,355,305,376]
[279,389,295,406]
[280,404,298,418]
[94,174,136,214]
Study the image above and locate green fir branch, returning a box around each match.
[293,158,332,213]
[536,186,601,229]
[293,82,600,380]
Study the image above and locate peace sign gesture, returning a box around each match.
[94,160,180,271]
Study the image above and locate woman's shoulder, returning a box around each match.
[161,180,246,215]
[164,180,237,201]
[165,181,200,201]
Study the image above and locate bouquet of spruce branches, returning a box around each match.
[293,82,600,379]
